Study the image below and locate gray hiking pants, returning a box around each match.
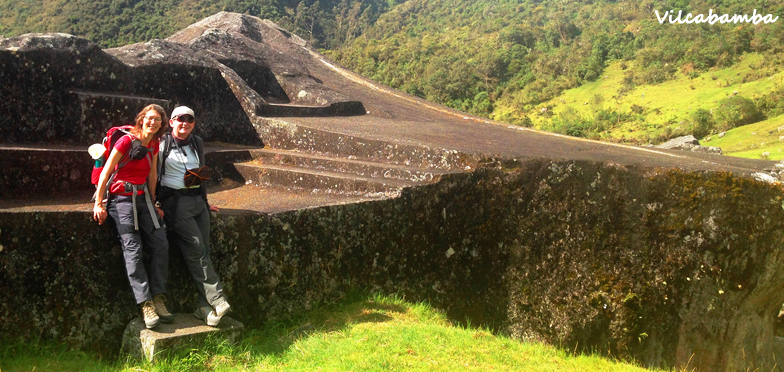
[161,194,224,308]
[107,194,169,304]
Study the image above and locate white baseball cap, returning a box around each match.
[171,106,195,119]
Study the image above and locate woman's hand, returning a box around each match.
[156,207,164,219]
[209,205,219,212]
[93,203,107,225]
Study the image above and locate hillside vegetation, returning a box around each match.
[326,0,784,147]
[534,54,784,143]
[2,0,784,156]
[0,0,395,48]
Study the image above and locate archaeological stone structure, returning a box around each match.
[1,12,784,371]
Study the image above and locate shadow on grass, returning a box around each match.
[239,292,408,359]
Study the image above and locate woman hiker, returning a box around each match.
[92,104,174,329]
[157,106,231,327]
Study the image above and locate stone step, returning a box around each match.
[234,162,414,196]
[0,146,254,200]
[0,145,262,200]
[0,183,390,213]
[256,101,366,117]
[69,90,171,144]
[0,144,450,201]
[121,313,244,363]
[0,147,93,199]
[248,148,452,183]
[261,122,476,172]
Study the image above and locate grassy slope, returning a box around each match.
[706,114,784,160]
[509,52,784,159]
[1,295,661,372]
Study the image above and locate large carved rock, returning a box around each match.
[106,39,261,145]
[0,12,360,147]
[0,33,134,143]
[166,12,350,106]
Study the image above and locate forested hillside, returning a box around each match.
[0,0,395,48]
[326,0,784,137]
[3,0,784,147]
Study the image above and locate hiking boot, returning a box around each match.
[141,300,160,329]
[194,306,220,327]
[213,298,231,319]
[152,294,175,324]
[193,298,230,327]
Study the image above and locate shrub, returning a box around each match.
[518,115,533,127]
[690,108,715,139]
[552,118,593,137]
[549,107,594,137]
[472,91,493,114]
[755,88,784,118]
[713,96,764,131]
[594,109,632,131]
[496,112,533,127]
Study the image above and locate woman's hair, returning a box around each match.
[132,104,169,139]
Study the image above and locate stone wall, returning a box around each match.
[1,159,783,370]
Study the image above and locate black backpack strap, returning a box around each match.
[158,132,174,182]
[192,135,210,208]
[193,135,205,167]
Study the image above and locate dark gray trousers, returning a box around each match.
[107,194,169,304]
[161,194,224,308]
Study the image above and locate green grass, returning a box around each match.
[0,294,664,372]
[703,113,784,160]
[0,343,108,371]
[501,52,784,149]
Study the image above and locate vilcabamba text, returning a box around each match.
[654,9,779,24]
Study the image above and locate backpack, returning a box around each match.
[90,125,135,186]
[90,125,161,231]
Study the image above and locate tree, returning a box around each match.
[295,1,322,45]
[713,96,764,131]
[690,108,715,139]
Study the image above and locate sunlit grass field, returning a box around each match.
[704,113,784,160]
[1,294,664,372]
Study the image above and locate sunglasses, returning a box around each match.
[176,115,195,124]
